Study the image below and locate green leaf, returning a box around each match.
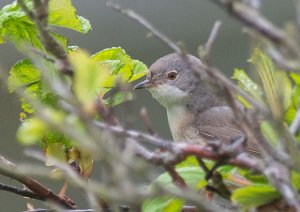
[105,92,133,107]
[45,142,67,166]
[71,47,147,108]
[143,166,204,212]
[78,150,94,178]
[232,184,280,209]
[260,121,279,146]
[249,49,292,119]
[92,47,147,82]
[238,169,268,184]
[290,73,300,85]
[175,156,199,168]
[70,50,114,107]
[129,60,148,82]
[0,0,89,48]
[48,0,91,34]
[285,82,300,124]
[8,59,40,92]
[153,167,204,189]
[8,59,58,114]
[292,171,300,190]
[232,68,264,105]
[142,197,184,212]
[17,118,47,145]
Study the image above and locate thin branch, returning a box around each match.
[140,107,155,135]
[94,121,263,170]
[210,0,300,58]
[199,20,222,63]
[22,209,94,212]
[289,108,300,134]
[0,183,44,200]
[164,165,187,188]
[0,155,76,209]
[106,0,183,55]
[17,0,73,75]
[293,0,300,35]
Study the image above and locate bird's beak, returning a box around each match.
[133,79,153,89]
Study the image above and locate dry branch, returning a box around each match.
[0,155,76,209]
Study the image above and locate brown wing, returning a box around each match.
[184,106,259,155]
[195,106,242,142]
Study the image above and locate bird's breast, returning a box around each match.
[167,105,194,142]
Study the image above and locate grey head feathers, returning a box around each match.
[147,53,225,111]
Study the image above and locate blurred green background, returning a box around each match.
[0,0,293,211]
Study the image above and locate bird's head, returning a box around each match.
[134,53,204,107]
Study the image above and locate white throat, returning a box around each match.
[148,84,191,141]
[149,84,188,108]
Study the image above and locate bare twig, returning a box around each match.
[164,165,187,188]
[293,0,300,35]
[0,183,44,200]
[0,155,76,209]
[94,121,264,170]
[199,20,222,63]
[17,0,73,75]
[210,0,300,58]
[289,108,300,134]
[106,1,183,55]
[140,107,155,135]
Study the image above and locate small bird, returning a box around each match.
[134,53,257,154]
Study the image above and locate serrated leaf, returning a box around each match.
[105,92,133,107]
[69,50,114,107]
[129,60,148,82]
[92,47,147,82]
[48,0,91,34]
[17,110,71,147]
[8,59,40,92]
[231,184,280,209]
[0,0,89,48]
[8,59,58,114]
[92,47,133,81]
[71,47,147,108]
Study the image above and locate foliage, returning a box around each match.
[1,0,300,211]
[1,0,147,178]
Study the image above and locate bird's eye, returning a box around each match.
[166,70,178,80]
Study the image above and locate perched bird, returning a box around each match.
[134,53,257,154]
